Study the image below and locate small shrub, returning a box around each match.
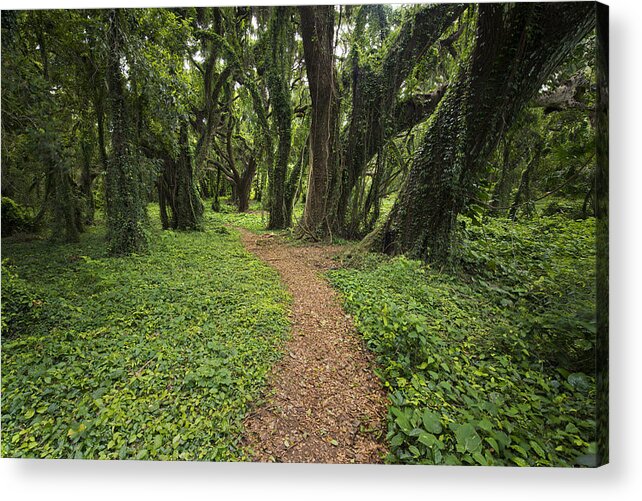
[1,261,42,338]
[1,197,34,237]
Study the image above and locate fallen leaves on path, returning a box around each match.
[239,229,388,463]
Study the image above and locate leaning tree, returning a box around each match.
[369,2,595,262]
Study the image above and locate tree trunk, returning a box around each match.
[50,151,81,243]
[267,7,294,229]
[94,87,109,173]
[173,120,204,229]
[237,157,257,213]
[105,9,148,255]
[509,150,540,220]
[370,2,594,262]
[35,22,82,242]
[336,4,465,237]
[79,131,95,226]
[158,175,170,230]
[212,161,222,211]
[490,137,513,214]
[582,184,594,218]
[298,5,339,239]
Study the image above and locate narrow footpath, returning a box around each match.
[238,228,388,463]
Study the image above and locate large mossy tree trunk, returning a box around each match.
[155,121,204,230]
[50,148,82,243]
[370,2,594,263]
[35,23,82,242]
[267,7,295,229]
[236,157,257,213]
[104,9,148,255]
[337,4,466,237]
[173,120,204,230]
[298,5,339,239]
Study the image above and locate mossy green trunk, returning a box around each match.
[373,2,594,263]
[156,121,204,230]
[336,4,465,237]
[105,9,148,255]
[50,158,81,243]
[34,24,82,243]
[173,121,204,230]
[267,7,294,229]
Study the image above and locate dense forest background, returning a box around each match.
[1,3,607,466]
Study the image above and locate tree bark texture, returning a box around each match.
[174,121,204,229]
[105,9,148,255]
[267,7,295,229]
[373,2,595,262]
[336,4,466,237]
[299,5,339,239]
[34,22,82,242]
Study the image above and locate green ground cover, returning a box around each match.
[1,200,598,466]
[328,212,597,466]
[1,208,290,460]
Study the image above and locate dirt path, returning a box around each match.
[238,228,388,463]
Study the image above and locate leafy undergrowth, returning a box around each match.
[1,207,290,460]
[209,198,311,241]
[210,199,270,232]
[328,214,596,466]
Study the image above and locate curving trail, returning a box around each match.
[238,228,388,463]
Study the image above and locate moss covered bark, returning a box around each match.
[266,7,295,229]
[104,9,148,255]
[372,2,595,263]
[336,4,465,237]
[173,121,204,230]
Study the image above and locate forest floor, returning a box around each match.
[2,202,598,465]
[237,228,388,463]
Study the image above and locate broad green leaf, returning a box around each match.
[530,440,546,458]
[422,409,443,434]
[455,423,482,453]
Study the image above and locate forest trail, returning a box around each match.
[238,228,388,463]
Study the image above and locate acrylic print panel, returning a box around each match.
[0,1,608,466]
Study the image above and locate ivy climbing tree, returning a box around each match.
[104,9,149,255]
[369,2,595,262]
[266,7,298,230]
[336,3,466,238]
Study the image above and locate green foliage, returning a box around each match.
[1,260,42,337]
[1,206,290,460]
[210,199,270,233]
[1,197,34,237]
[457,214,597,372]
[328,214,596,466]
